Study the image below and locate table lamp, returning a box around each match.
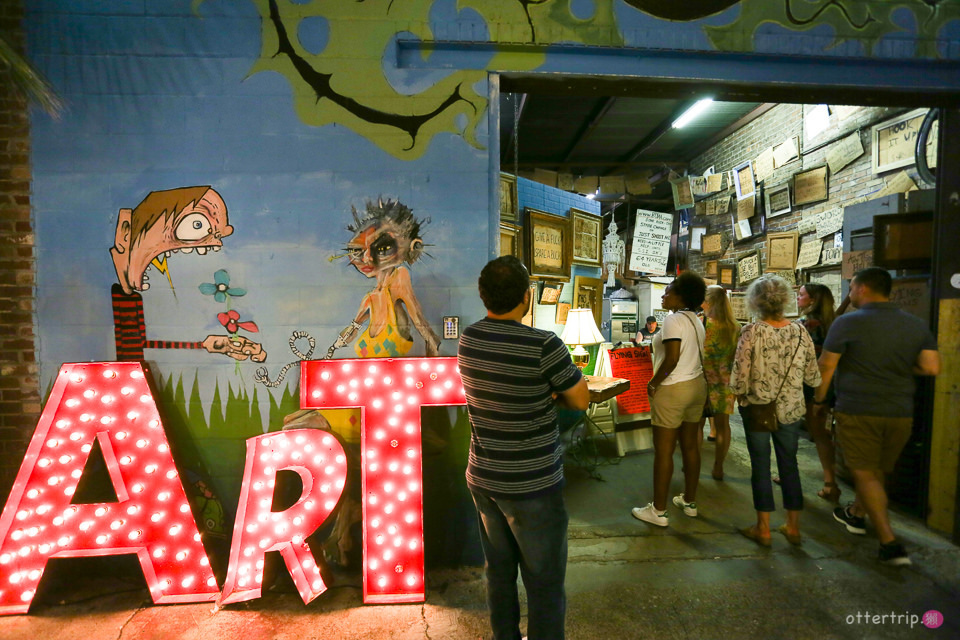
[560,308,605,371]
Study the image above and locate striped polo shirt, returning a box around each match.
[457,317,583,499]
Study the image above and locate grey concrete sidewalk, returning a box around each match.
[1,417,957,639]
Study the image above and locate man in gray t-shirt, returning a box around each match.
[814,268,939,567]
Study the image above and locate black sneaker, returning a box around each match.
[878,541,912,566]
[833,505,867,535]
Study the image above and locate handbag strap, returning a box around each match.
[772,329,803,401]
[680,311,706,370]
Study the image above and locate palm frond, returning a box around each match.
[0,34,64,118]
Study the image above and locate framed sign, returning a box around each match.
[764,183,792,218]
[871,108,927,174]
[524,208,572,281]
[733,160,756,201]
[736,250,762,285]
[570,208,602,266]
[704,259,718,278]
[690,225,708,252]
[765,231,799,271]
[573,275,604,328]
[670,177,694,210]
[499,223,521,260]
[793,166,829,206]
[731,210,765,245]
[701,232,724,256]
[499,172,518,223]
[729,292,750,321]
[718,263,736,289]
[539,282,563,305]
[555,302,571,325]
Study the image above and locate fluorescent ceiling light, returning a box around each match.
[672,99,713,129]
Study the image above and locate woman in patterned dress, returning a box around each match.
[731,275,820,547]
[698,285,740,480]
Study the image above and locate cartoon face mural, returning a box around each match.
[327,198,441,359]
[109,186,266,363]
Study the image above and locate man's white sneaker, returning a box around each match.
[672,493,698,517]
[631,503,669,527]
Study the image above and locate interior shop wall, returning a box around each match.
[685,103,924,278]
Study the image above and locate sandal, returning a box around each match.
[818,482,841,503]
[777,524,803,546]
[738,525,771,547]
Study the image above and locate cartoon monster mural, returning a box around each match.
[110,186,267,363]
[327,198,441,359]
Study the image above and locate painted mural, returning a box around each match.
[22,0,960,579]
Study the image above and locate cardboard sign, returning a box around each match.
[842,249,874,279]
[629,209,673,275]
[607,346,654,415]
[826,131,864,174]
[797,239,823,269]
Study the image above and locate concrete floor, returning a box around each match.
[1,417,957,639]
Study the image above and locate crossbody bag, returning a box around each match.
[737,326,802,433]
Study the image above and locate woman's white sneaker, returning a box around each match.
[672,493,698,517]
[632,503,669,527]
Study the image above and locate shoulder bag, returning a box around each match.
[738,328,802,433]
[681,312,712,418]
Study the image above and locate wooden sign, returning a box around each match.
[796,238,823,269]
[671,178,694,210]
[737,251,762,285]
[794,166,829,205]
[842,249,874,279]
[766,231,799,271]
[816,207,845,238]
[719,264,736,288]
[826,131,864,174]
[705,259,719,277]
[607,346,655,415]
[629,209,673,275]
[872,108,927,174]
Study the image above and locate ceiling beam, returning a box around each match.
[603,99,698,176]
[510,159,686,169]
[561,96,618,163]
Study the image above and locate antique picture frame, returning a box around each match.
[733,160,756,201]
[765,231,799,271]
[573,275,604,328]
[690,225,708,252]
[704,259,719,278]
[718,263,737,289]
[499,223,522,260]
[731,210,765,245]
[736,250,762,286]
[793,165,829,206]
[871,108,927,174]
[524,208,572,281]
[570,208,603,266]
[728,291,751,321]
[499,172,518,223]
[555,302,571,325]
[670,177,695,210]
[764,182,792,218]
[539,281,564,305]
[701,232,724,256]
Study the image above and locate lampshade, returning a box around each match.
[560,308,605,347]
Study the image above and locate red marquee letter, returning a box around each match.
[218,429,347,606]
[0,363,219,615]
[300,358,465,604]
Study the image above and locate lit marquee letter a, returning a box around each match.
[300,357,466,604]
[0,362,219,615]
[218,429,347,607]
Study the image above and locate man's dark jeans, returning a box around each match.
[470,488,568,640]
[744,419,804,511]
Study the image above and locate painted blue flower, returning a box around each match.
[199,269,246,303]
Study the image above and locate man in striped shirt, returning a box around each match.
[458,255,588,640]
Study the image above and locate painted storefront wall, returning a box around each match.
[20,0,960,577]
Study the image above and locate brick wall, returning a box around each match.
[0,0,40,501]
[685,103,917,277]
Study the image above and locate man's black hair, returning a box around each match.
[672,271,707,309]
[853,267,892,297]
[478,255,530,314]
[645,316,657,324]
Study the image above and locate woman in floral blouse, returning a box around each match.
[797,283,840,503]
[699,285,740,480]
[731,275,820,547]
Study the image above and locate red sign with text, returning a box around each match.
[607,346,655,414]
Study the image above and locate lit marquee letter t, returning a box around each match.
[0,363,219,615]
[300,358,465,604]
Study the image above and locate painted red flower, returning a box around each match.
[217,309,259,334]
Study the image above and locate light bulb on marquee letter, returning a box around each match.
[0,363,218,615]
[218,429,346,606]
[300,357,465,604]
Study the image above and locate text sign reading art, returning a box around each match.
[300,357,466,604]
[0,358,467,615]
[0,362,219,615]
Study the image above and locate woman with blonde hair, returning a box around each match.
[698,285,740,480]
[797,283,840,502]
[732,275,820,547]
